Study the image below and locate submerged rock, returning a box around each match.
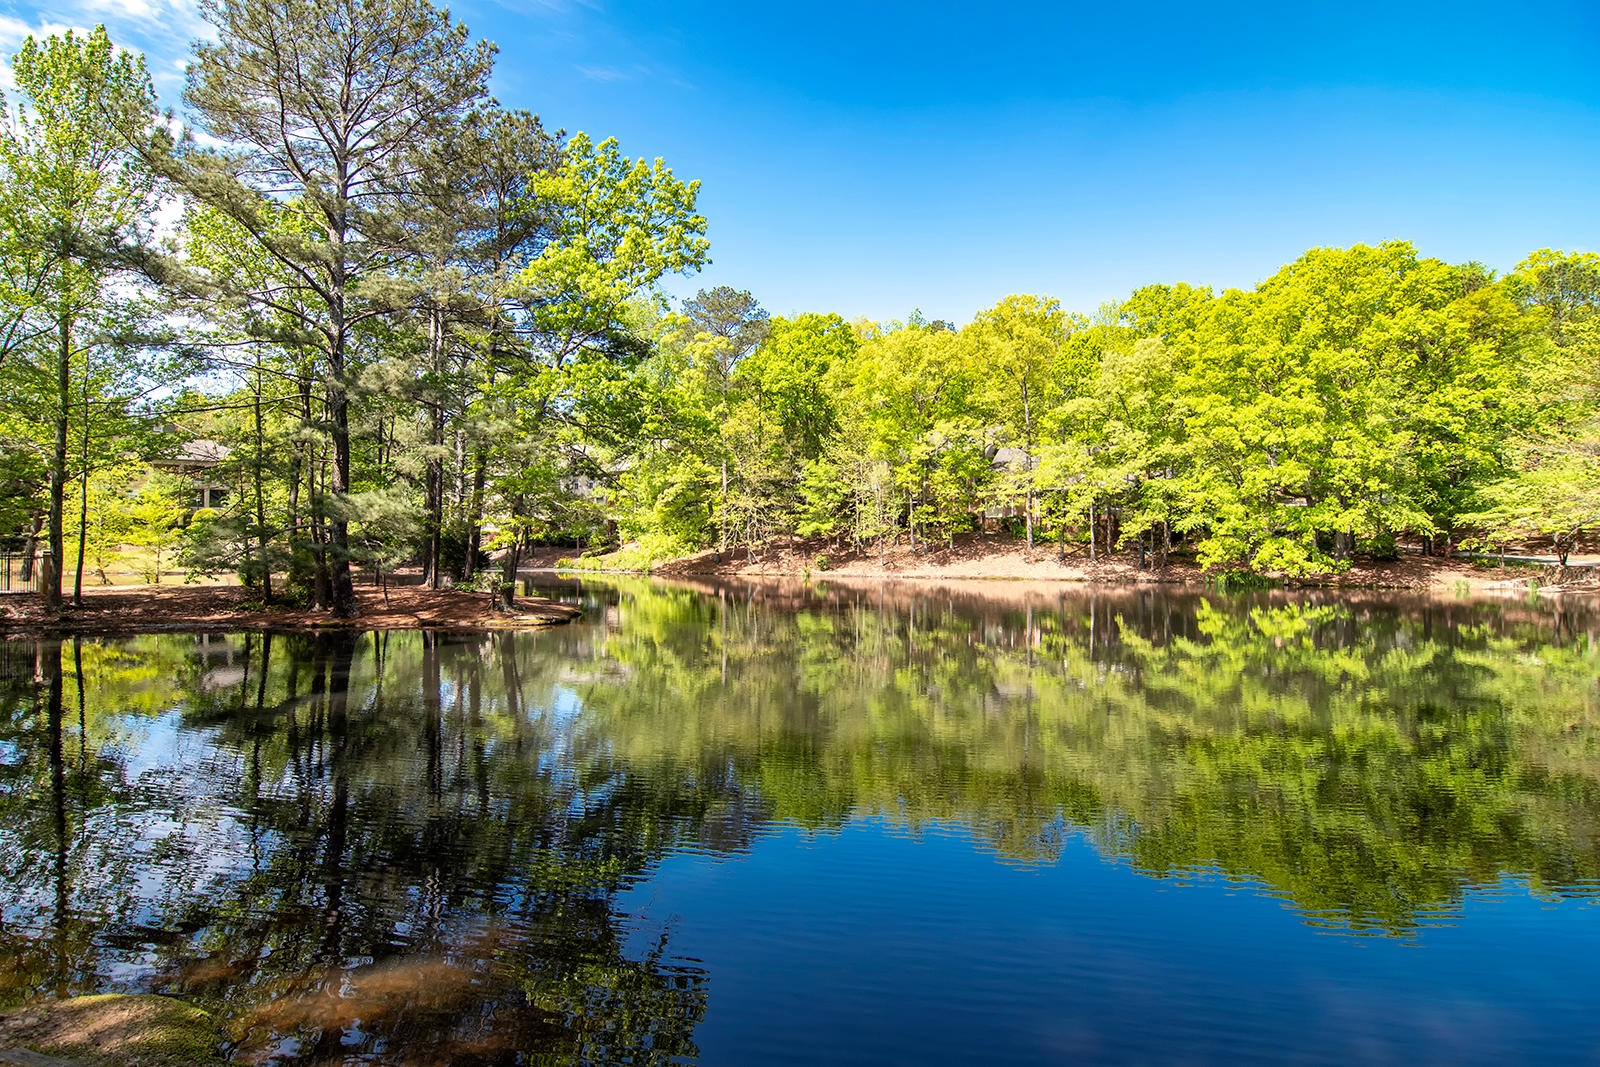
[0,995,224,1067]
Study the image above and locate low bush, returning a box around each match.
[557,532,692,573]
[1208,569,1280,592]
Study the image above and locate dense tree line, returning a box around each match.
[2,7,1598,618]
[610,247,1599,576]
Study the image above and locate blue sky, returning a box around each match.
[5,0,1598,323]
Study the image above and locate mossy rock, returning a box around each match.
[0,995,225,1067]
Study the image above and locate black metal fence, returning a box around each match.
[0,549,44,594]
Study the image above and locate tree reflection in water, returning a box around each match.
[0,578,1597,1062]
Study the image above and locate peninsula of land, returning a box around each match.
[0,584,580,637]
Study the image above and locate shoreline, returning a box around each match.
[0,584,582,638]
[551,534,1579,594]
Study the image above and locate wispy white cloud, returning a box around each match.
[0,0,211,102]
[575,63,627,81]
[0,13,85,49]
[0,14,86,93]
[572,61,694,92]
[480,0,602,16]
[78,0,158,20]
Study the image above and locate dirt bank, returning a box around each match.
[0,583,581,637]
[636,534,1549,591]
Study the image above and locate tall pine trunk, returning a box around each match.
[325,172,356,618]
[44,308,70,610]
[73,344,91,604]
[254,362,272,603]
[463,446,487,579]
[424,309,445,589]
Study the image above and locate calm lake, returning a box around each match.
[2,577,1599,1064]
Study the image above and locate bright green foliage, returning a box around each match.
[1468,446,1600,564]
[966,294,1068,545]
[0,26,156,357]
[520,133,709,353]
[74,463,138,584]
[1041,335,1185,559]
[1506,248,1600,346]
[124,474,187,583]
[605,244,1577,575]
[1171,243,1524,573]
[1465,312,1600,563]
[710,312,856,553]
[1117,281,1214,340]
[480,147,709,587]
[832,320,989,548]
[0,25,164,607]
[737,312,855,458]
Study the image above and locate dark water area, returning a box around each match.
[2,578,1599,1064]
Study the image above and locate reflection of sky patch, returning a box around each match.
[114,708,215,779]
[528,684,591,784]
[623,818,1600,1065]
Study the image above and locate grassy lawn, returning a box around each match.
[50,542,235,588]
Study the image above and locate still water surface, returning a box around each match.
[2,578,1599,1063]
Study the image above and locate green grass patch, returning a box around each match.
[0,993,225,1066]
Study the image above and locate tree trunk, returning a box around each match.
[1088,500,1097,564]
[73,349,91,605]
[1021,379,1034,549]
[908,487,916,552]
[454,430,466,516]
[325,186,356,618]
[719,457,729,555]
[496,504,524,612]
[21,513,41,581]
[73,448,88,603]
[44,308,70,610]
[1057,496,1068,562]
[424,310,445,590]
[287,371,309,551]
[327,372,355,616]
[254,363,272,603]
[313,454,331,611]
[463,445,486,579]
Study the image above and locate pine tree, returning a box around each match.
[172,0,496,616]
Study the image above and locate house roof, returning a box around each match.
[992,446,1031,469]
[154,439,232,470]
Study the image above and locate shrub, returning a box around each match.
[1208,569,1279,592]
[1363,531,1400,561]
[559,532,693,573]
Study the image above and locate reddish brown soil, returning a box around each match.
[644,533,1558,591]
[0,583,580,636]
